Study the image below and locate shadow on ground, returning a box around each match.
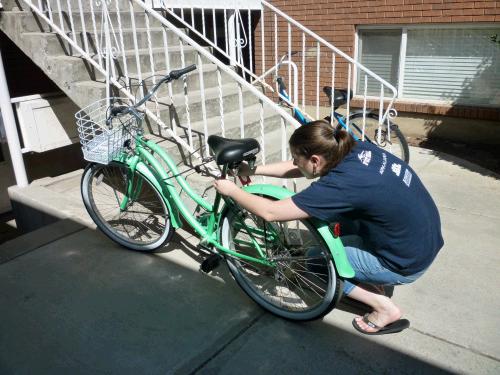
[410,137,500,179]
[0,226,454,374]
[0,211,20,244]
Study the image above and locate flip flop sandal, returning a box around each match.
[352,313,410,335]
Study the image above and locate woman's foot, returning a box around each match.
[353,295,402,333]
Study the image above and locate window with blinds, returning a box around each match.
[357,29,401,97]
[357,26,500,107]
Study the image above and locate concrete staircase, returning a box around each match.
[0,0,291,232]
[0,2,278,128]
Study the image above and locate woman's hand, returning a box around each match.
[213,178,239,197]
[236,162,256,176]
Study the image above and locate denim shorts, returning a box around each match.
[342,235,427,295]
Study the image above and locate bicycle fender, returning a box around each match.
[242,184,355,279]
[134,162,182,229]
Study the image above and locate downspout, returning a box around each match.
[0,47,28,187]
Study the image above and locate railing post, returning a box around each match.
[0,48,28,187]
[227,9,237,66]
[103,1,112,106]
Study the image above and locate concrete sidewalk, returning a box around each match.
[1,147,499,374]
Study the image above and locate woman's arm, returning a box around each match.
[240,160,303,179]
[213,179,310,222]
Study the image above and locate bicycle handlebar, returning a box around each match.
[169,64,197,80]
[110,105,129,116]
[106,64,197,126]
[135,64,196,107]
[276,77,287,93]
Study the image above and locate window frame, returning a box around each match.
[354,23,500,107]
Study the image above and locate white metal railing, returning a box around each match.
[21,0,301,172]
[20,0,398,171]
[157,1,398,129]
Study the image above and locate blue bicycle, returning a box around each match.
[274,58,409,163]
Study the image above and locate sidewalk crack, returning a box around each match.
[189,311,267,375]
[438,205,500,220]
[410,327,500,363]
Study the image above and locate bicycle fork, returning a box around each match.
[120,156,142,211]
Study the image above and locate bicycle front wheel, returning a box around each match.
[219,203,342,321]
[81,162,174,251]
[348,112,410,163]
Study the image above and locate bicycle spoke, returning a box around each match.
[86,163,169,247]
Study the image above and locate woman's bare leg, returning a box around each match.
[348,285,402,332]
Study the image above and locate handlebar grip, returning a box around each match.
[106,105,129,127]
[276,77,287,92]
[169,64,197,80]
[110,105,129,116]
[323,86,333,101]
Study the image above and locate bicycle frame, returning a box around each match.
[277,82,372,144]
[114,134,355,278]
[268,53,372,143]
[98,63,354,278]
[115,137,269,266]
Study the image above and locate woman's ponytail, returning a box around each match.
[289,120,356,176]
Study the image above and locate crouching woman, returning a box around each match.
[213,120,443,335]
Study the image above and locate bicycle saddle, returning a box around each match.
[323,86,353,109]
[207,135,260,166]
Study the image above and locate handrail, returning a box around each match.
[156,0,398,127]
[260,0,397,92]
[131,0,299,123]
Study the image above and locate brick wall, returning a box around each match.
[253,0,500,120]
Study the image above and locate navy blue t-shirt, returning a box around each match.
[292,141,443,276]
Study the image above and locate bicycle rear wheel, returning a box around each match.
[219,203,342,321]
[348,112,409,163]
[81,162,174,251]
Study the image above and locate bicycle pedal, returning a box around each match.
[197,243,213,254]
[200,254,221,274]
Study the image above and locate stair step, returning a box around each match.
[42,42,215,88]
[102,45,213,76]
[18,9,166,32]
[23,28,182,57]
[145,102,285,156]
[72,80,262,126]
[144,83,262,126]
[6,0,169,16]
[183,102,285,140]
[150,114,291,170]
[124,64,232,97]
[42,0,148,13]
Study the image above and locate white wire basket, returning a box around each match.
[75,98,140,164]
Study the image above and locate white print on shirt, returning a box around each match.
[403,169,413,187]
[391,163,402,177]
[358,150,372,166]
[379,153,387,175]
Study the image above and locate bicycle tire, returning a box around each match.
[219,199,342,321]
[348,112,410,163]
[81,162,174,251]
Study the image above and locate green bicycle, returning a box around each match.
[76,65,354,321]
